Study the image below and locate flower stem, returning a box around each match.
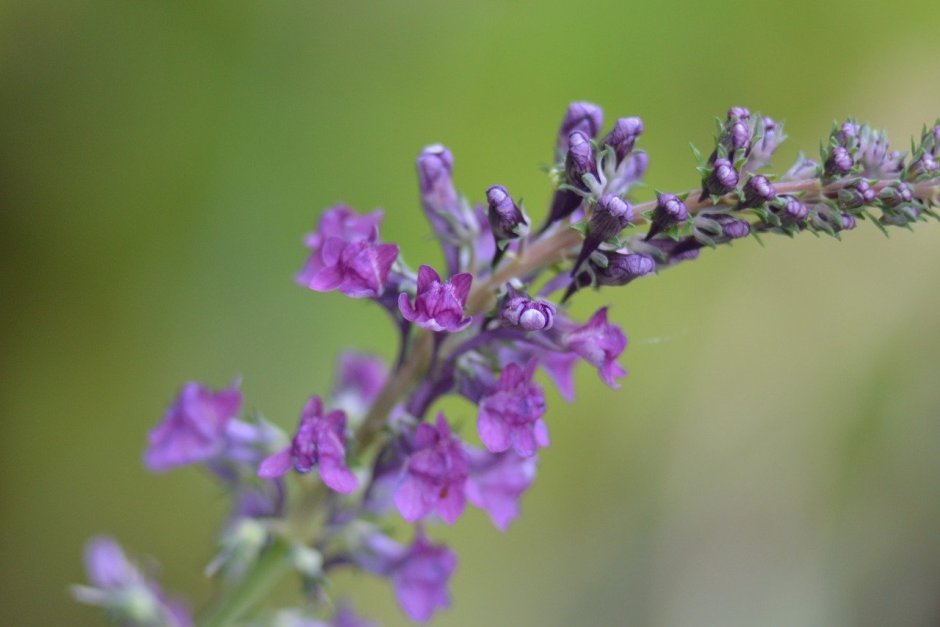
[198,539,292,627]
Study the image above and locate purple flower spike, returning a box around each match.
[603,117,644,161]
[562,307,628,388]
[557,101,604,156]
[332,352,388,418]
[501,292,556,331]
[398,265,473,333]
[257,396,358,494]
[394,414,470,524]
[145,381,243,472]
[297,206,399,299]
[477,361,548,457]
[465,448,537,531]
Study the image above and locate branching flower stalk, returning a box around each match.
[74,103,940,627]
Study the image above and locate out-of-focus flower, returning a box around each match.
[561,307,627,388]
[465,447,537,531]
[478,361,548,457]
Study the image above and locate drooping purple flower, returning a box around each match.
[359,530,457,623]
[72,536,192,627]
[257,396,358,494]
[331,352,388,418]
[394,414,470,524]
[477,361,548,457]
[297,206,399,299]
[398,265,473,333]
[561,307,627,388]
[500,291,555,331]
[603,117,644,161]
[465,447,537,531]
[556,101,604,156]
[145,381,243,472]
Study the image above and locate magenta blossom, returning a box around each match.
[477,361,548,457]
[562,307,627,388]
[297,205,399,299]
[257,396,358,494]
[398,265,473,332]
[465,448,538,531]
[145,381,243,471]
[359,530,457,623]
[394,414,469,524]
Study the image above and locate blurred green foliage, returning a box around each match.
[2,1,939,625]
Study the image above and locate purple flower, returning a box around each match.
[145,381,243,472]
[704,158,738,196]
[556,101,603,156]
[565,130,596,186]
[773,195,809,222]
[603,117,644,161]
[478,361,548,457]
[825,146,854,179]
[297,206,399,299]
[332,352,388,418]
[838,179,876,210]
[394,414,470,524]
[562,307,627,388]
[486,184,529,242]
[742,174,776,208]
[359,531,457,623]
[398,265,473,333]
[72,536,192,627]
[572,193,633,275]
[646,192,690,240]
[257,396,358,494]
[594,251,656,287]
[715,215,751,239]
[417,145,476,274]
[465,448,537,531]
[500,291,556,331]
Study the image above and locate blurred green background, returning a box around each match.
[2,1,940,625]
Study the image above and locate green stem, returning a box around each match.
[198,540,292,627]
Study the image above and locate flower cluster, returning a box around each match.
[75,102,939,625]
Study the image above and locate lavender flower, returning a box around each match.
[603,116,644,161]
[838,179,877,210]
[561,307,627,388]
[703,157,739,197]
[398,265,473,333]
[571,193,634,275]
[297,206,399,299]
[144,381,243,471]
[824,145,854,179]
[556,100,603,156]
[477,361,548,457]
[359,530,457,623]
[593,251,656,287]
[394,414,470,524]
[465,448,537,531]
[486,184,529,265]
[72,537,192,627]
[257,396,358,494]
[500,291,556,331]
[645,192,689,240]
[742,174,777,208]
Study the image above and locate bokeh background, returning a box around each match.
[2,1,940,625]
